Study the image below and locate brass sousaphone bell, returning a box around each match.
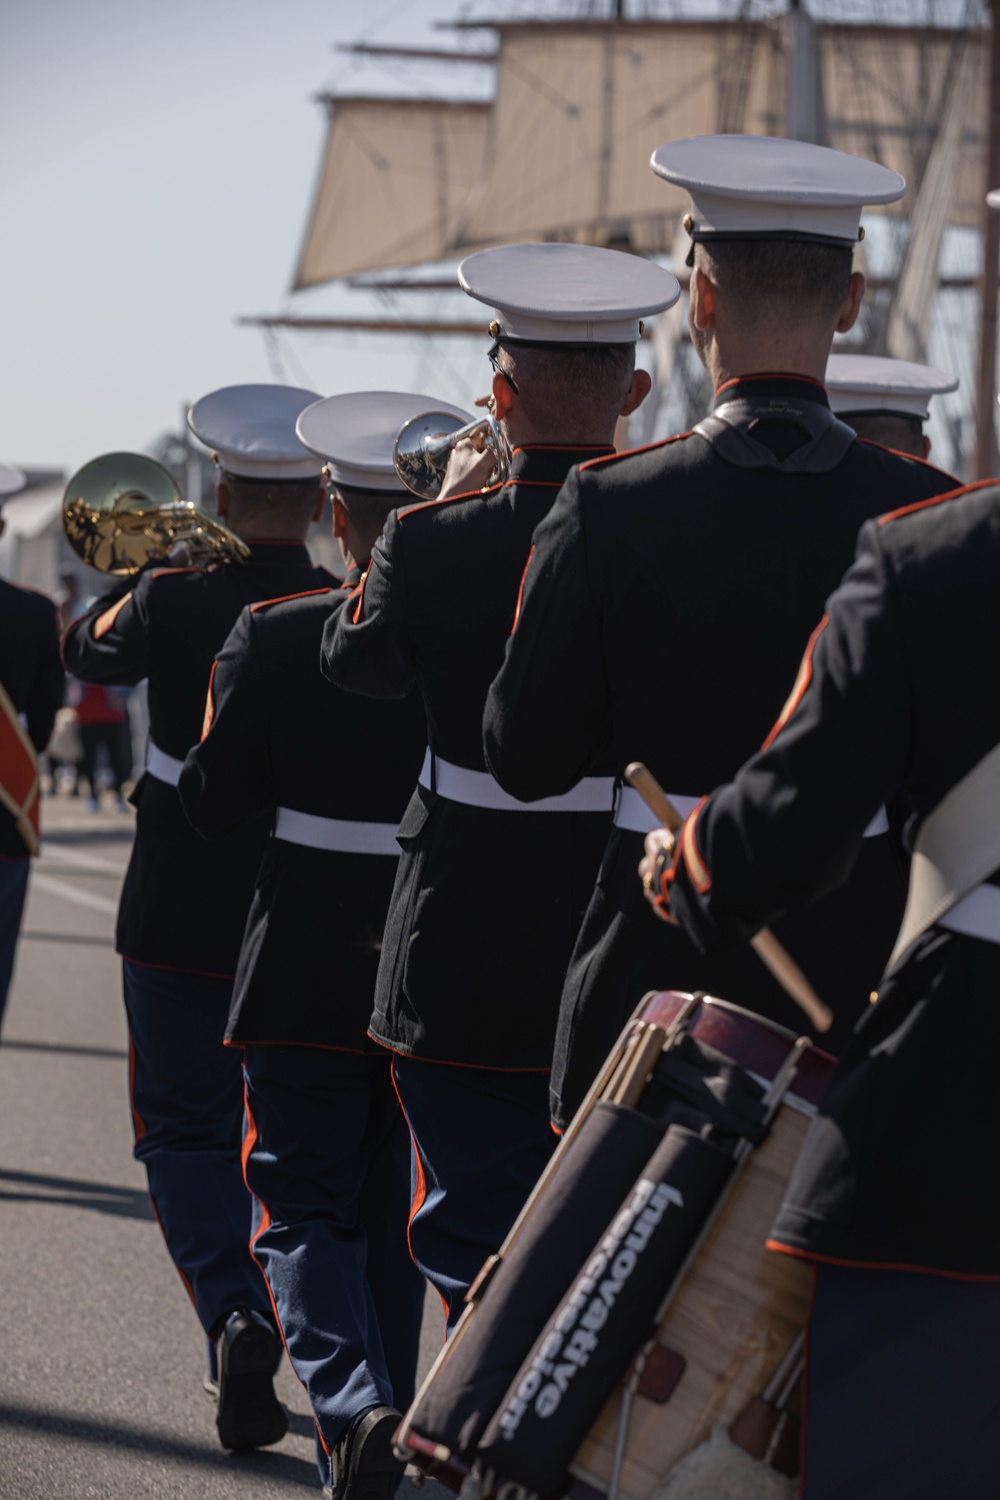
[62,452,250,576]
[392,411,511,500]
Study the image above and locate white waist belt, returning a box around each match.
[938,882,1000,946]
[614,785,890,839]
[146,743,186,787]
[614,787,700,833]
[274,807,400,856]
[419,750,613,814]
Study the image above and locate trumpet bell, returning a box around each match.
[393,411,510,500]
[62,452,250,575]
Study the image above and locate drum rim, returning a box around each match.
[641,989,836,1060]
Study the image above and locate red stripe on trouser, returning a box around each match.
[390,1058,450,1328]
[241,1069,328,1455]
[126,1028,197,1311]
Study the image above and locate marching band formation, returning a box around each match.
[1,130,998,1500]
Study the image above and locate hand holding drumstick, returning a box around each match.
[629,761,833,1034]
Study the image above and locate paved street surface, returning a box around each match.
[0,791,447,1500]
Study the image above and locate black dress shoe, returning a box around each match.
[214,1309,287,1451]
[324,1406,404,1500]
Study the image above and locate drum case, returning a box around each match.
[398,994,823,1499]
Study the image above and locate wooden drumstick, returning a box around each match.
[626,761,833,1034]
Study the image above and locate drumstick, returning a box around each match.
[625,762,833,1034]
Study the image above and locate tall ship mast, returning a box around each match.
[243,0,997,478]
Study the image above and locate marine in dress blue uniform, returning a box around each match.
[61,386,335,1451]
[0,464,64,1031]
[321,245,680,1329]
[642,478,1000,1500]
[482,137,960,1129]
[180,390,469,1500]
[826,351,957,459]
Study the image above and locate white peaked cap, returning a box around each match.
[188,384,324,480]
[652,135,906,248]
[296,391,473,491]
[457,242,680,344]
[826,354,958,420]
[0,463,26,498]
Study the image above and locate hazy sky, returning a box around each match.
[2,0,497,473]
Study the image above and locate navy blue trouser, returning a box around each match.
[242,1045,424,1457]
[390,1055,555,1333]
[0,857,30,1035]
[804,1261,1000,1499]
[122,959,272,1336]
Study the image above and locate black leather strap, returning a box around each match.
[695,396,856,474]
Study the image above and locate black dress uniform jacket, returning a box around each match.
[321,446,616,1070]
[664,481,1000,1274]
[61,544,333,976]
[178,576,428,1049]
[0,580,63,857]
[483,377,958,1126]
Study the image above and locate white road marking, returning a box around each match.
[39,842,130,877]
[30,874,119,917]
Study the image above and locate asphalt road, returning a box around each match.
[0,791,446,1500]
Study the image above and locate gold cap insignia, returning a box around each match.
[488,319,500,337]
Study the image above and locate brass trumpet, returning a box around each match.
[62,453,250,576]
[393,411,511,500]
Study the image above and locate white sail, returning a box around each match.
[447,18,986,250]
[885,36,980,362]
[820,22,986,230]
[293,96,490,289]
[449,20,782,251]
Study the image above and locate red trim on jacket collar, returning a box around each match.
[714,372,827,398]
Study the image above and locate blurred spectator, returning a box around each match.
[69,680,130,812]
[53,568,83,635]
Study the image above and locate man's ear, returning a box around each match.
[331,495,348,539]
[689,266,718,331]
[835,270,866,335]
[215,480,230,519]
[492,369,516,421]
[620,368,653,416]
[311,484,327,525]
[921,433,932,461]
[0,516,5,540]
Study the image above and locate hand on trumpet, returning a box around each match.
[437,402,500,500]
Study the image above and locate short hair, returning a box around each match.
[498,340,637,437]
[334,484,400,551]
[220,470,321,527]
[694,238,855,327]
[842,412,925,458]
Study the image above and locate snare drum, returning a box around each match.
[570,991,834,1500]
